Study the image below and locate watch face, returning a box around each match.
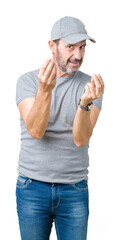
[88,103,93,110]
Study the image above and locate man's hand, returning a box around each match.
[81,74,105,106]
[38,58,57,93]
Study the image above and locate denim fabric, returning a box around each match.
[15,175,89,240]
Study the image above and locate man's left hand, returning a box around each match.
[81,74,105,106]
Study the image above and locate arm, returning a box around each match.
[73,74,104,147]
[25,89,52,139]
[17,59,56,139]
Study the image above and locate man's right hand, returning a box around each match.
[38,59,57,92]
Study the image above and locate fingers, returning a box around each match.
[38,59,57,92]
[47,64,57,84]
[83,73,104,103]
[97,74,105,93]
[44,60,56,81]
[91,74,104,97]
[39,58,51,77]
[86,82,97,99]
[38,59,57,83]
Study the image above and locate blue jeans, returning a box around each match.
[15,175,89,240]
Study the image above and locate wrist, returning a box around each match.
[37,86,52,96]
[78,98,93,111]
[80,97,92,107]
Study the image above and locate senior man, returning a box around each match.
[15,16,104,240]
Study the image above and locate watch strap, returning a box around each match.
[78,100,93,111]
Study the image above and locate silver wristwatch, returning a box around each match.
[78,99,93,111]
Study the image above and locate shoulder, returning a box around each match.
[16,68,39,105]
[76,70,91,83]
[16,68,40,88]
[18,68,40,82]
[75,71,92,90]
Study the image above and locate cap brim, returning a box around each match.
[61,33,96,44]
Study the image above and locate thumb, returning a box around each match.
[85,84,90,91]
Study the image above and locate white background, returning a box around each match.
[0,0,120,239]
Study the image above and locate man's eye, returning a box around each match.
[68,45,73,49]
[80,45,85,49]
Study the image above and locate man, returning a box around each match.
[15,16,104,240]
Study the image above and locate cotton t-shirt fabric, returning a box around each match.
[16,69,103,184]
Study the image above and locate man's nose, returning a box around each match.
[73,49,82,60]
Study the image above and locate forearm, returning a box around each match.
[26,87,52,139]
[73,73,104,147]
[73,106,93,147]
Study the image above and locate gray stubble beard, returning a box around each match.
[56,48,82,75]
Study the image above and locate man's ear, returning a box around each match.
[48,40,56,53]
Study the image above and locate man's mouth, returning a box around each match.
[68,58,82,66]
[69,61,79,65]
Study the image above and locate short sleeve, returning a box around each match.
[16,72,38,105]
[93,94,103,110]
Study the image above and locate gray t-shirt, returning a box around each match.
[16,69,103,184]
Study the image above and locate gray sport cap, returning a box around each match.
[51,16,96,44]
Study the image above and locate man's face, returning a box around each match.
[55,39,86,75]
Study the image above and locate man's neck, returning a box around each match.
[56,67,73,78]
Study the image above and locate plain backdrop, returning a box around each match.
[0,0,120,239]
